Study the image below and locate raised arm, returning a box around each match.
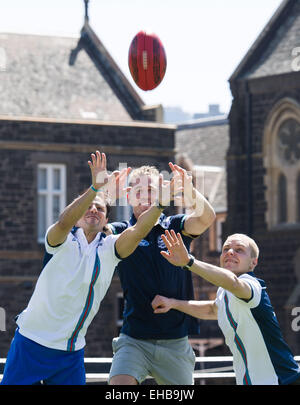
[169,163,216,236]
[115,205,162,258]
[47,151,130,247]
[151,295,218,320]
[160,230,252,300]
[115,174,182,259]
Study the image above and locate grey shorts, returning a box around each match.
[109,333,196,385]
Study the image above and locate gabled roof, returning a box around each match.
[230,0,300,81]
[0,23,160,122]
[74,22,148,120]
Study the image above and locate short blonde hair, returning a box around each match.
[226,233,259,259]
[128,166,159,186]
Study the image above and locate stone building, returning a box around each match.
[175,0,300,359]
[226,0,300,354]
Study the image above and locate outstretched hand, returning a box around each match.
[88,150,108,190]
[103,168,132,204]
[158,172,183,207]
[169,162,195,209]
[160,229,190,267]
[88,150,131,202]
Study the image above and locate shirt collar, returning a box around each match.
[245,271,265,287]
[74,226,106,246]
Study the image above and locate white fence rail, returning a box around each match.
[1,356,299,384]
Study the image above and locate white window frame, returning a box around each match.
[37,164,66,243]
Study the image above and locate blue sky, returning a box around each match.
[0,0,283,116]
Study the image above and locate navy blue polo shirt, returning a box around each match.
[111,213,199,339]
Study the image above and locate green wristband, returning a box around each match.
[90,185,100,192]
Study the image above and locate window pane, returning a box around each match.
[38,195,47,240]
[53,169,61,190]
[53,195,60,222]
[278,173,287,223]
[38,168,47,190]
[37,164,66,243]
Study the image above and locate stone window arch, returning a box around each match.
[264,98,300,228]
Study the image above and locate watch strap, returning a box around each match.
[183,254,195,270]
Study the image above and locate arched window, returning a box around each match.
[278,173,287,223]
[263,98,300,228]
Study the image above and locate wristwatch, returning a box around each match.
[183,254,195,270]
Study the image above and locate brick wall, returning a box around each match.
[0,117,175,357]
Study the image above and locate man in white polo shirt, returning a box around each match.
[1,151,178,385]
[152,230,300,385]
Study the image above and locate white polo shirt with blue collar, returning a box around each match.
[17,225,120,352]
[215,272,300,385]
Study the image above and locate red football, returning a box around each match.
[128,31,167,91]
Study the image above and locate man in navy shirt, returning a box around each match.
[108,163,216,385]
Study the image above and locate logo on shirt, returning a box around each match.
[157,236,166,249]
[139,239,150,247]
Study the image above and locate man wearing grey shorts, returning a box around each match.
[108,164,216,385]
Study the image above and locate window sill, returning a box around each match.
[269,222,300,232]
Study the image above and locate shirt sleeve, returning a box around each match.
[214,287,223,308]
[162,214,186,233]
[166,214,199,239]
[98,234,122,268]
[235,274,262,308]
[44,224,72,255]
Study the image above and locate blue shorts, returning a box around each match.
[1,329,85,385]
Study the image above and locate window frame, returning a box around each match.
[37,163,66,243]
[263,98,300,229]
[277,172,287,224]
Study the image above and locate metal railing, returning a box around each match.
[84,356,236,383]
[1,356,299,384]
